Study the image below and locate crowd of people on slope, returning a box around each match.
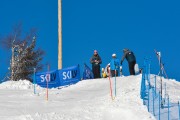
[90,48,137,79]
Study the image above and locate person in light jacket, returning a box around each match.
[110,53,120,77]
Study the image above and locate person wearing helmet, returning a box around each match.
[110,53,120,77]
[90,50,102,78]
[120,48,136,75]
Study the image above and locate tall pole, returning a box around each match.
[58,0,62,69]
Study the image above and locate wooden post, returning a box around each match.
[58,0,62,69]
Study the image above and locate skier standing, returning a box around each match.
[90,50,102,78]
[120,48,136,75]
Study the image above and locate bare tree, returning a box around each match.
[0,23,45,81]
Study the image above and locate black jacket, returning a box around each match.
[90,54,102,67]
[121,49,136,64]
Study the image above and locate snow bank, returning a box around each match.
[0,80,34,89]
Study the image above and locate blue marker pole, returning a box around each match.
[165,83,167,96]
[148,84,150,112]
[159,91,161,120]
[46,64,50,101]
[33,68,36,94]
[155,76,157,96]
[115,70,117,97]
[147,61,151,112]
[153,88,155,116]
[168,95,170,120]
[178,101,180,120]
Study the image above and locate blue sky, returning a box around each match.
[0,0,180,81]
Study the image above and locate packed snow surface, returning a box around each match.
[0,74,179,120]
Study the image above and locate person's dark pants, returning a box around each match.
[128,61,136,75]
[111,70,118,77]
[92,65,101,78]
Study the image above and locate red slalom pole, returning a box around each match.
[108,68,115,100]
[108,75,113,99]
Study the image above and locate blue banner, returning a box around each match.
[35,65,80,88]
[59,65,81,86]
[83,63,94,80]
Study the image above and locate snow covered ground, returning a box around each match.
[0,74,179,120]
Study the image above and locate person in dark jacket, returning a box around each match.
[110,53,120,77]
[120,48,136,75]
[90,50,102,78]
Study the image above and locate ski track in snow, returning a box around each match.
[0,74,179,120]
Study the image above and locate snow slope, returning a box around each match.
[0,74,179,120]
